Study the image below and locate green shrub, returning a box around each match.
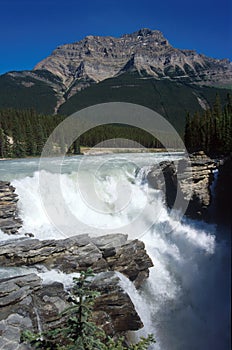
[21,268,155,350]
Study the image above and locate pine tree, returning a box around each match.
[184,94,232,155]
[25,120,37,156]
[0,127,6,158]
[35,121,46,155]
[21,269,155,350]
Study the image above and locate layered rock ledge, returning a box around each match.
[0,233,153,288]
[0,233,153,349]
[0,271,143,349]
[0,181,22,234]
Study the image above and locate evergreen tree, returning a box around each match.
[25,120,37,156]
[35,121,46,155]
[21,269,155,350]
[184,93,232,155]
[0,127,6,158]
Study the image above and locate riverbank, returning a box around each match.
[0,147,184,160]
[81,147,184,155]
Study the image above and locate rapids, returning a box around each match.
[0,153,230,350]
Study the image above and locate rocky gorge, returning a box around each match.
[0,183,154,348]
[0,151,226,349]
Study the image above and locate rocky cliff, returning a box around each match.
[178,151,218,217]
[0,181,154,345]
[0,233,153,349]
[147,151,219,218]
[0,233,153,288]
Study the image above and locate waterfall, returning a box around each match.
[33,306,43,335]
[0,154,230,350]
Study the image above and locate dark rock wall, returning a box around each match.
[147,151,218,219]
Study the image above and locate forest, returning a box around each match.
[0,93,231,158]
[0,110,164,158]
[184,93,232,155]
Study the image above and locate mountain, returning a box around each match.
[34,28,232,89]
[0,28,231,131]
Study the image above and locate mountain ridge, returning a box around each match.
[0,28,231,128]
[33,27,232,92]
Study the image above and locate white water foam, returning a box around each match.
[2,157,230,350]
[0,229,25,241]
[12,169,153,239]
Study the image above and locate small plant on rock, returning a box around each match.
[21,268,155,350]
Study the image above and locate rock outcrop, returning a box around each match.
[0,271,143,349]
[0,233,153,348]
[147,151,218,218]
[0,181,22,235]
[92,272,143,333]
[0,234,153,288]
[179,151,217,217]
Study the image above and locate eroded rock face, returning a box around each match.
[0,271,143,349]
[179,151,217,217]
[92,272,143,332]
[0,181,22,235]
[4,28,231,114]
[0,233,153,287]
[0,233,153,347]
[147,151,218,218]
[0,274,41,350]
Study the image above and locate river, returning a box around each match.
[0,153,230,350]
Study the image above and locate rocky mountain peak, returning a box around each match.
[126,28,167,41]
[33,28,171,87]
[1,28,231,124]
[136,28,154,36]
[34,28,231,94]
[2,28,224,114]
[123,27,162,38]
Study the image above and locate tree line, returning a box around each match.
[184,93,232,155]
[0,109,63,158]
[2,92,230,159]
[0,108,177,158]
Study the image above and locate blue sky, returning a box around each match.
[0,0,231,75]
